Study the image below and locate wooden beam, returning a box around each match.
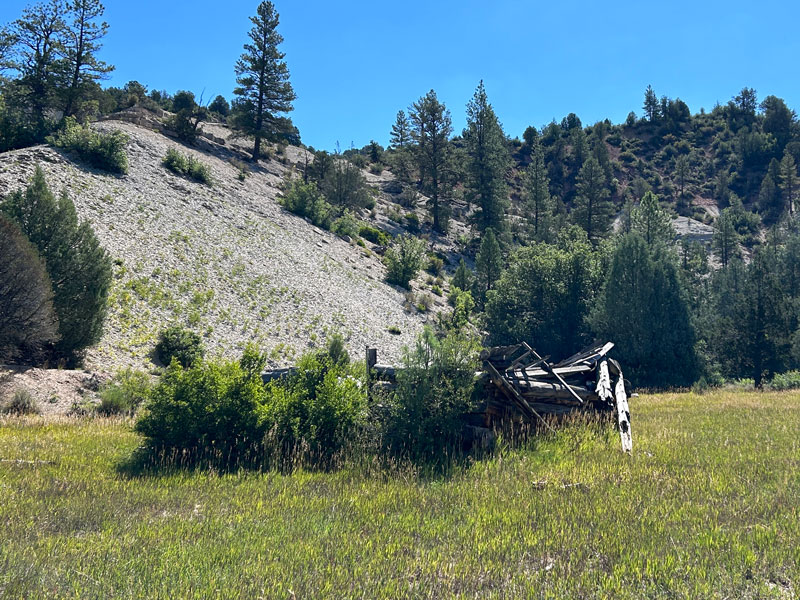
[485,361,555,433]
[524,343,586,405]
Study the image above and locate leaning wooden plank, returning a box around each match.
[614,373,632,453]
[596,359,614,406]
[554,342,615,368]
[525,343,586,405]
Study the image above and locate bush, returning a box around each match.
[770,371,800,391]
[162,148,212,185]
[279,179,332,230]
[381,328,480,460]
[47,117,129,174]
[2,387,40,415]
[135,347,267,456]
[155,326,205,368]
[97,369,152,415]
[384,235,426,289]
[331,210,360,238]
[426,255,444,277]
[258,348,366,464]
[358,225,391,246]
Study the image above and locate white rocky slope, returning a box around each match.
[0,118,429,374]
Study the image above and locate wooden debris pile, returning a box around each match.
[476,342,632,452]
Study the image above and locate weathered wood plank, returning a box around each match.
[614,374,632,453]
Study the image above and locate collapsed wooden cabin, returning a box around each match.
[473,342,632,453]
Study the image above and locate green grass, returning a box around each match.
[1,390,798,598]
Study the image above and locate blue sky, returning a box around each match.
[3,0,800,151]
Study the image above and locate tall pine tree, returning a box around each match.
[232,1,295,162]
[572,156,612,244]
[464,81,509,235]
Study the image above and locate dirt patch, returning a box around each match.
[0,365,106,415]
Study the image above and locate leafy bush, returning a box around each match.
[135,347,267,456]
[162,148,212,185]
[426,255,444,277]
[384,235,426,289]
[47,117,129,174]
[2,387,40,415]
[97,369,152,416]
[331,210,360,238]
[258,347,366,464]
[279,179,332,229]
[770,371,800,391]
[381,328,480,460]
[155,325,204,368]
[358,225,391,246]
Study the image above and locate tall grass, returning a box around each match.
[1,389,798,598]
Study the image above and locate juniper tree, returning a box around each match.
[464,81,510,235]
[1,167,111,362]
[232,1,295,162]
[0,215,59,362]
[409,90,452,233]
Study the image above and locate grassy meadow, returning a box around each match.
[1,389,798,599]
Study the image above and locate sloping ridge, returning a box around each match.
[0,118,427,372]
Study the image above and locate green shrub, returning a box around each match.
[155,325,205,368]
[331,210,360,238]
[135,346,267,456]
[405,212,420,233]
[770,371,800,391]
[358,225,391,246]
[385,235,426,289]
[162,148,212,185]
[97,369,152,416]
[2,387,40,415]
[47,117,129,174]
[369,163,383,174]
[279,179,332,229]
[258,350,366,464]
[381,328,480,460]
[426,255,444,277]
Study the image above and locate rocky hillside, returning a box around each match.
[0,115,431,374]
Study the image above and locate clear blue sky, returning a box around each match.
[3,0,800,151]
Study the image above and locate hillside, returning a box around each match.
[0,116,430,375]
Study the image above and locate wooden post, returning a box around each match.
[614,374,632,453]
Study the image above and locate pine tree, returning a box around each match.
[473,228,502,307]
[232,1,295,162]
[674,154,690,200]
[451,258,473,292]
[464,81,509,235]
[1,167,111,362]
[712,208,740,268]
[389,109,412,183]
[60,0,113,117]
[758,172,780,222]
[5,0,66,131]
[631,191,674,247]
[779,151,798,216]
[524,141,555,243]
[0,215,59,362]
[590,233,698,387]
[572,156,612,244]
[409,90,452,233]
[643,85,659,122]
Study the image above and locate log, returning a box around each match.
[596,359,614,406]
[614,374,632,453]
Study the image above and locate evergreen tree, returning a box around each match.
[643,85,659,122]
[464,81,510,235]
[590,233,698,387]
[5,0,66,132]
[524,141,555,243]
[674,154,690,200]
[761,95,795,153]
[451,257,473,293]
[388,109,412,183]
[758,172,781,222]
[485,234,600,360]
[779,151,798,216]
[472,228,502,307]
[232,1,295,162]
[0,215,59,362]
[630,191,674,247]
[572,156,612,244]
[712,208,740,268]
[1,167,111,362]
[60,0,113,117]
[409,90,452,233]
